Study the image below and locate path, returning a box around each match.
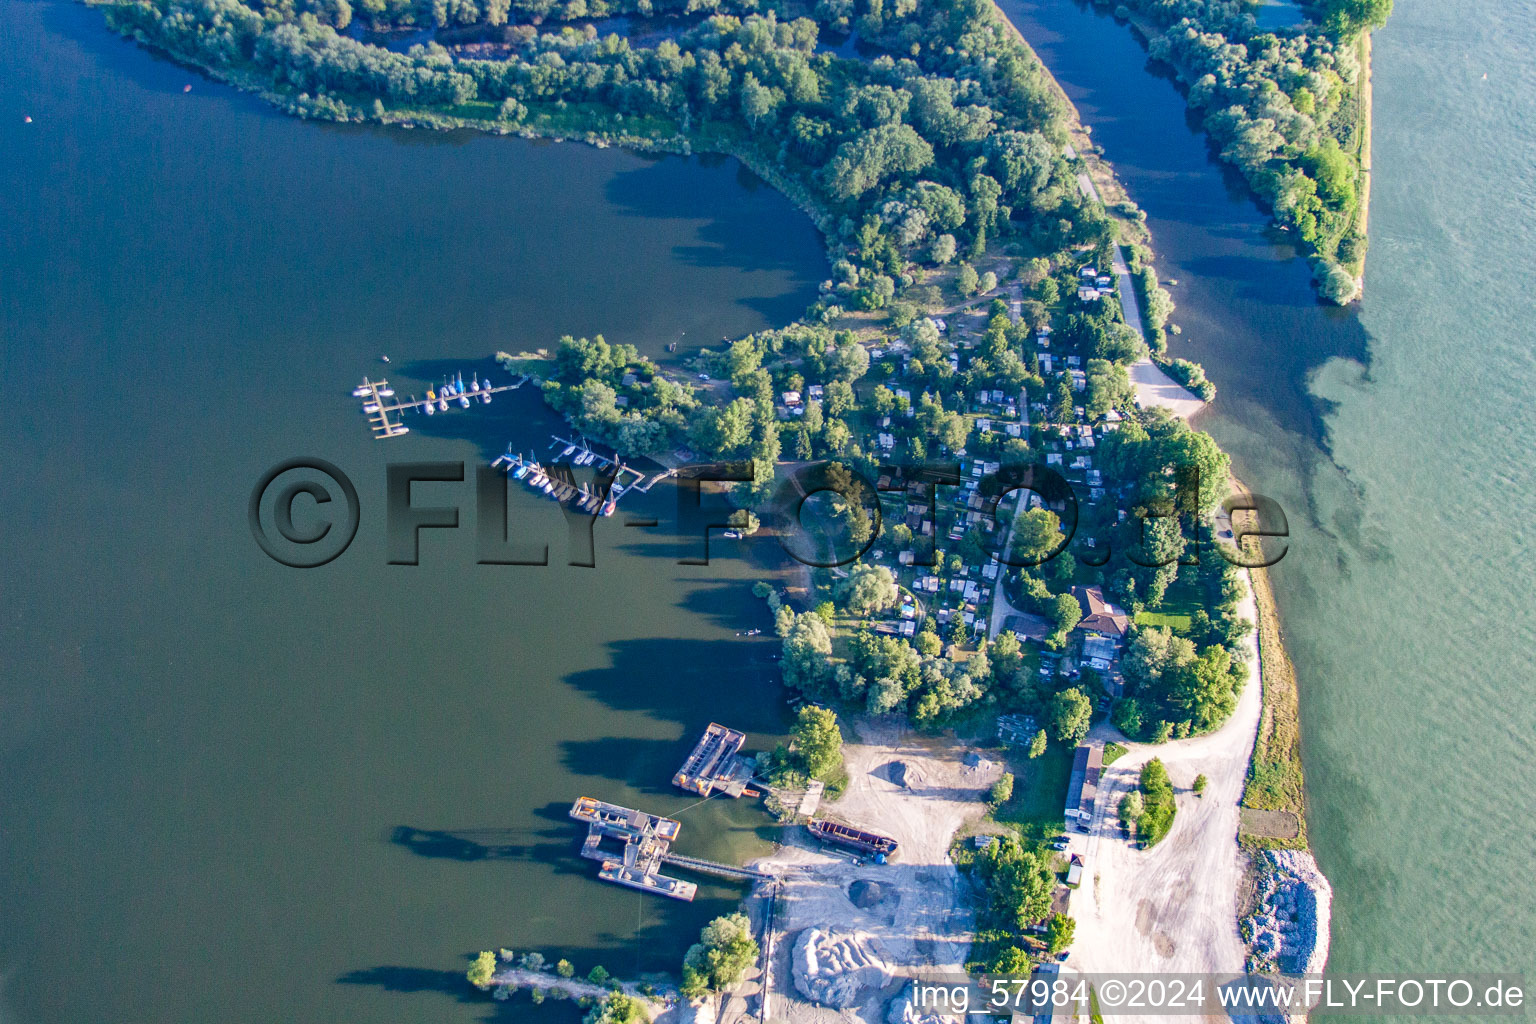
[1074,173,1204,420]
[488,966,678,1021]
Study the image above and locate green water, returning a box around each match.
[0,3,825,1022]
[1000,0,1536,985]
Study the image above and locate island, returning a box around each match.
[93,0,1370,1016]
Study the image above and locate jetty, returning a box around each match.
[673,723,759,798]
[569,797,698,901]
[660,852,774,882]
[492,434,661,518]
[350,371,527,438]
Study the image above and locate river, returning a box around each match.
[998,0,1536,985]
[0,2,826,1022]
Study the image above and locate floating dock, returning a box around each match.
[673,723,759,798]
[350,372,527,439]
[569,797,697,901]
[492,435,657,518]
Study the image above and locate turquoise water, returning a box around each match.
[1302,0,1536,975]
[1000,0,1536,984]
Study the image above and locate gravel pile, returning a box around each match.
[792,928,891,1009]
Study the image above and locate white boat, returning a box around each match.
[378,388,394,397]
[458,394,470,408]
[481,392,492,404]
[424,403,435,415]
[352,385,371,397]
[561,445,575,457]
[363,403,380,413]
[438,396,448,411]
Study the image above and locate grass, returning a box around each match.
[992,742,1073,843]
[1102,741,1128,766]
[1240,565,1308,849]
[1133,609,1191,631]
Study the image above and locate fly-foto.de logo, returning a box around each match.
[249,458,1289,570]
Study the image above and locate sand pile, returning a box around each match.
[791,928,890,1008]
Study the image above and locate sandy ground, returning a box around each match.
[1128,358,1205,420]
[748,719,1002,1024]
[488,966,679,1021]
[1060,577,1262,1022]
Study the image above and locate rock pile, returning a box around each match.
[1243,849,1333,976]
[885,983,964,1023]
[792,928,890,1009]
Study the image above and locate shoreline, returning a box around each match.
[1355,32,1374,271]
[111,0,1329,997]
[989,0,1326,980]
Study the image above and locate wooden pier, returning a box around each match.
[492,434,659,518]
[673,723,759,798]
[351,372,527,439]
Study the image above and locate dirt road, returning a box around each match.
[1063,576,1262,1018]
[752,719,1001,1024]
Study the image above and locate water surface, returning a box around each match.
[1000,0,1536,984]
[0,3,825,1022]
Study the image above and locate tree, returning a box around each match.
[1046,913,1076,953]
[1168,645,1242,733]
[1050,687,1092,745]
[1012,507,1063,565]
[780,610,834,696]
[1050,376,1073,423]
[836,564,899,614]
[1047,592,1082,649]
[1119,789,1143,831]
[991,945,1033,975]
[467,951,497,990]
[557,959,575,978]
[989,772,1015,807]
[1303,139,1356,211]
[930,233,957,264]
[584,991,649,1024]
[681,913,759,998]
[986,841,1055,929]
[1193,773,1208,795]
[588,965,611,985]
[1028,728,1048,759]
[1136,758,1177,846]
[790,705,844,781]
[1319,0,1392,36]
[956,261,979,297]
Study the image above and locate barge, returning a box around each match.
[672,723,758,797]
[808,819,899,858]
